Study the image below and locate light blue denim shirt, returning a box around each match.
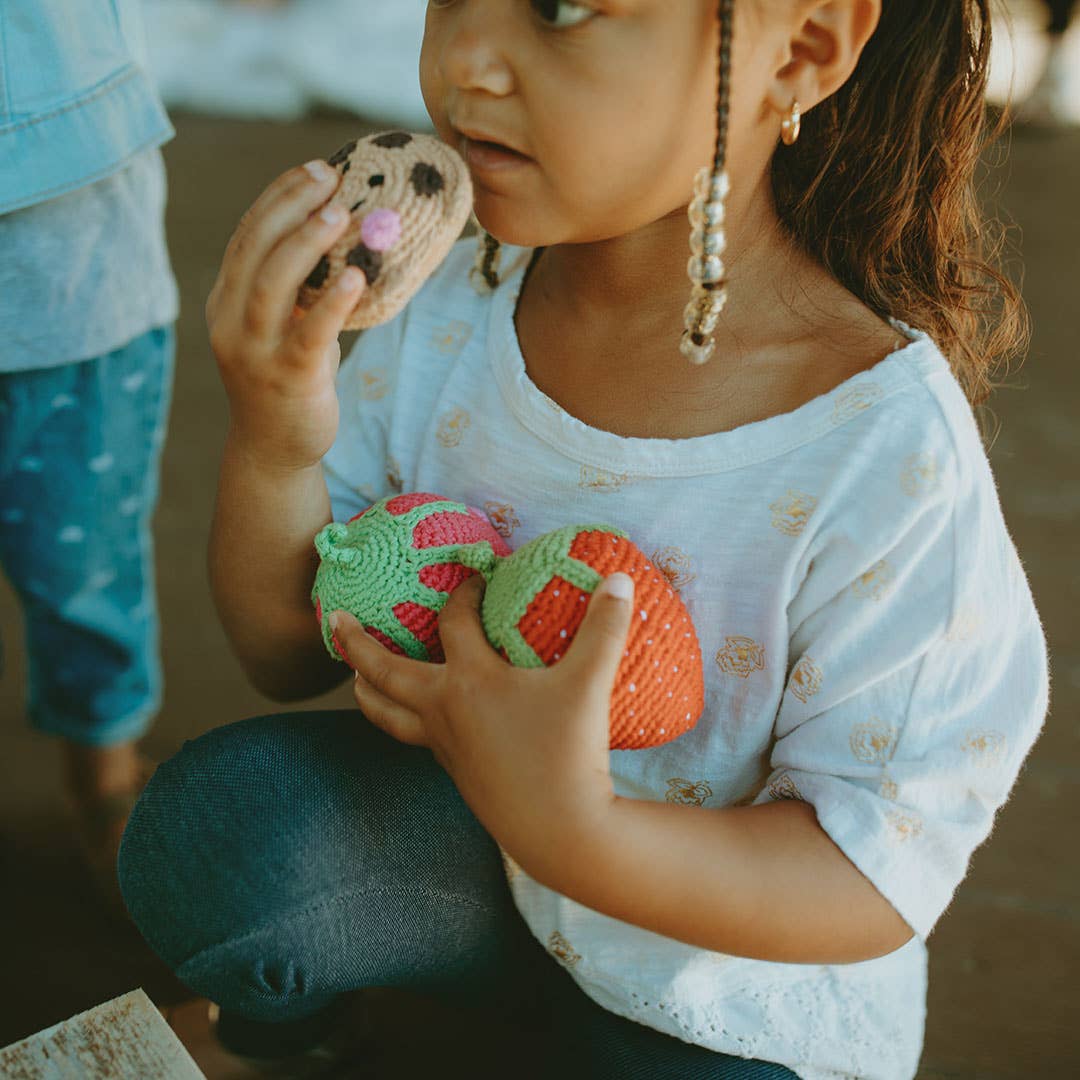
[0,0,178,369]
[0,0,174,213]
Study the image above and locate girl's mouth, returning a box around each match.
[461,137,532,173]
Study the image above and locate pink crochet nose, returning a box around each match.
[361,208,402,252]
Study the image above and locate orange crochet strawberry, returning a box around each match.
[312,495,704,750]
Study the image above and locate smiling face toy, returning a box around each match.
[296,131,474,330]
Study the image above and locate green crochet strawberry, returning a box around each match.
[313,492,511,662]
[312,492,705,750]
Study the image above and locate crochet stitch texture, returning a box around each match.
[312,494,704,749]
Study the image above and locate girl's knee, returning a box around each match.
[118,712,350,968]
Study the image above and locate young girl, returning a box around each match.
[119,2,1050,1077]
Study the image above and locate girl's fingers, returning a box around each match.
[330,611,435,714]
[220,161,341,319]
[559,573,635,691]
[252,199,357,337]
[352,672,431,748]
[281,267,367,372]
[438,575,498,668]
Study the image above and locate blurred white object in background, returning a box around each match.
[144,1,1077,130]
[988,0,1080,126]
[143,0,431,127]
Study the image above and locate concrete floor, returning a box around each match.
[0,111,1077,1076]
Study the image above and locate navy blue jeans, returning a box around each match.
[119,711,796,1078]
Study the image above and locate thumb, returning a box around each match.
[437,572,492,663]
[562,572,635,688]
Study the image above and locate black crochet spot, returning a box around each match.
[368,174,385,187]
[304,255,330,290]
[327,140,357,167]
[346,244,383,285]
[372,132,413,149]
[410,162,444,198]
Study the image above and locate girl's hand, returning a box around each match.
[206,159,368,470]
[330,572,636,870]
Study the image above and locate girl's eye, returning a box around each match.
[528,0,596,30]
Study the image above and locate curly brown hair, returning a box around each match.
[770,0,1027,428]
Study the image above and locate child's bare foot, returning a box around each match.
[61,740,156,914]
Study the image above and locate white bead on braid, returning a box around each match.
[680,0,734,365]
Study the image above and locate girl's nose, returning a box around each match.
[438,4,515,98]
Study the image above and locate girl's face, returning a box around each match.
[420,1,781,248]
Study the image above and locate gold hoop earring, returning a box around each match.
[780,100,801,146]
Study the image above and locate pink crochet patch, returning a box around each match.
[360,208,402,252]
[393,601,444,662]
[364,625,406,656]
[419,562,476,593]
[412,510,498,550]
[385,492,443,516]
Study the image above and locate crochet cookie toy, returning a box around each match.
[313,494,705,751]
[296,131,473,330]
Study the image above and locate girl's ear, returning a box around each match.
[765,0,881,121]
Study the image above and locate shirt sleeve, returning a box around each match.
[756,433,1050,940]
[321,311,406,524]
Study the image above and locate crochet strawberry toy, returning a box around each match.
[313,493,704,750]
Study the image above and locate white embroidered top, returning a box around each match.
[322,241,1050,1080]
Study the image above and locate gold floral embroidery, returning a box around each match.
[962,730,1006,768]
[665,778,714,807]
[357,366,390,401]
[548,931,582,968]
[769,490,818,537]
[431,320,473,356]
[900,452,940,498]
[789,655,823,703]
[385,455,403,492]
[579,465,632,491]
[715,636,766,678]
[831,383,885,424]
[484,501,521,539]
[768,774,803,801]
[436,407,471,448]
[850,717,898,765]
[851,559,895,601]
[887,810,923,842]
[879,777,899,801]
[650,546,696,591]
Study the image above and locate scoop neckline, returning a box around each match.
[487,246,948,477]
